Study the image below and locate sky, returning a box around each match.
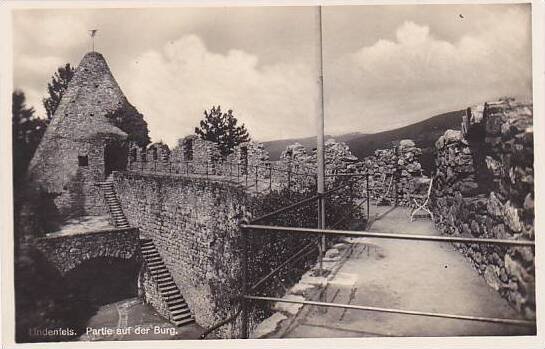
[12,4,532,145]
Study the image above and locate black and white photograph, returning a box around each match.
[1,1,544,348]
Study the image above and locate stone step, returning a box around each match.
[161,289,180,297]
[152,270,170,278]
[173,317,195,327]
[167,298,186,307]
[159,284,178,292]
[155,276,173,284]
[156,277,174,284]
[148,262,164,269]
[169,303,190,312]
[170,306,191,315]
[165,293,183,300]
[160,285,179,293]
[172,312,193,322]
[148,265,166,272]
[146,257,164,266]
[141,249,158,256]
[143,254,161,260]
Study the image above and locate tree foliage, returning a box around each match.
[43,63,75,120]
[12,90,47,181]
[105,103,151,147]
[194,106,250,156]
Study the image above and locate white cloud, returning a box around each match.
[14,55,67,117]
[117,35,318,145]
[326,8,531,134]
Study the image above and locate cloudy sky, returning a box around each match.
[13,4,532,145]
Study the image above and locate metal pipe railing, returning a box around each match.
[249,240,319,292]
[200,308,242,339]
[248,184,348,224]
[240,224,535,247]
[243,295,536,327]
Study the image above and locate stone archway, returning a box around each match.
[62,256,141,307]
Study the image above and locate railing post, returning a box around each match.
[255,165,258,190]
[241,227,249,339]
[245,166,248,187]
[206,161,209,178]
[366,173,370,222]
[237,163,240,183]
[269,165,272,193]
[287,166,291,196]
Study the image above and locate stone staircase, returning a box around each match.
[139,238,195,327]
[97,180,130,228]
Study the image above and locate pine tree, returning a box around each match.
[104,103,151,147]
[194,106,250,156]
[12,90,47,180]
[42,63,75,120]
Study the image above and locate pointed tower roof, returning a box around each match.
[41,51,128,140]
[28,51,132,192]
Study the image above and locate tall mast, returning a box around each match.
[315,6,326,268]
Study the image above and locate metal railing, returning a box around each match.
[199,167,535,339]
[234,225,535,338]
[128,159,321,195]
[200,180,370,338]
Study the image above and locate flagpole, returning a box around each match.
[315,5,326,275]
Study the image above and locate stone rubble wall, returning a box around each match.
[140,266,170,321]
[33,227,140,275]
[126,137,371,198]
[432,98,535,319]
[361,139,424,206]
[112,169,360,338]
[113,172,246,338]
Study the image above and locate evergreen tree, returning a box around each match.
[194,106,250,156]
[42,63,75,120]
[12,90,47,181]
[105,103,151,147]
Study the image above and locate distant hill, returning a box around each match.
[262,132,366,159]
[263,110,464,174]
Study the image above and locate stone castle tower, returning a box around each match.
[28,51,133,221]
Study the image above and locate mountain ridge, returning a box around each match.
[262,109,464,174]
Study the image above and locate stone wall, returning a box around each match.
[432,98,535,319]
[33,227,140,275]
[141,267,170,320]
[112,170,360,338]
[362,139,424,206]
[126,138,371,200]
[27,51,129,222]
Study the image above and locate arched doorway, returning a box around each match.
[104,141,128,178]
[61,256,141,334]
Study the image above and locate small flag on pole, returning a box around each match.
[89,29,98,51]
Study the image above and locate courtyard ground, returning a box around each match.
[278,205,535,338]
